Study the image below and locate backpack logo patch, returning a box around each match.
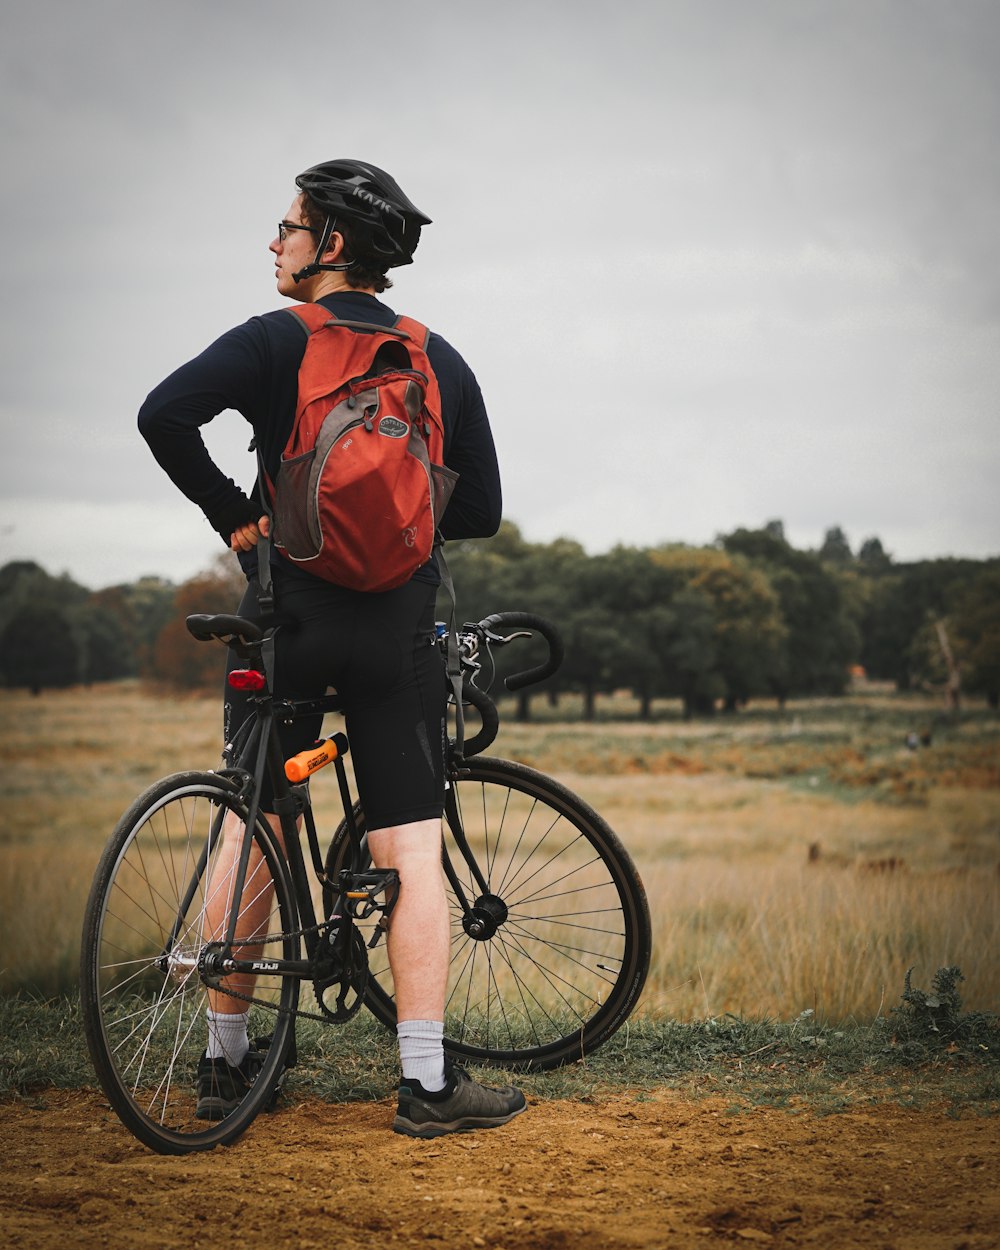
[378,415,408,439]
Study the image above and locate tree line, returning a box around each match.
[1,520,997,714]
[0,558,243,696]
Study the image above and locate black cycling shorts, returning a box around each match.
[223,566,446,830]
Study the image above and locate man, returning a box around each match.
[139,159,526,1137]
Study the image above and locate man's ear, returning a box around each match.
[322,231,346,263]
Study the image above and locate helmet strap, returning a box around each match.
[291,215,357,282]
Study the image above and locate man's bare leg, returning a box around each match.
[372,817,528,1135]
[202,811,285,1063]
[368,818,449,1088]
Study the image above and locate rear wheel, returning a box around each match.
[80,772,299,1154]
[326,756,651,1070]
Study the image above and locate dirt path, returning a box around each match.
[1,1089,997,1249]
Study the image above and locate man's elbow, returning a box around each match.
[441,500,502,542]
[136,390,163,443]
[467,491,503,539]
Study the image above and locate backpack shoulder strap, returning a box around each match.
[285,303,336,335]
[393,314,430,352]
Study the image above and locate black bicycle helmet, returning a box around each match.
[293,159,431,279]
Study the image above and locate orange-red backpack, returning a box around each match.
[268,304,458,592]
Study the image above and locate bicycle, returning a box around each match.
[80,608,652,1154]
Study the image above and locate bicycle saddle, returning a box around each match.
[185,614,263,645]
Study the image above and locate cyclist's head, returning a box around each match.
[293,159,431,292]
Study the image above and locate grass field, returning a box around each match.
[1,680,998,1027]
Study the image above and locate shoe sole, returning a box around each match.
[195,1076,286,1121]
[392,1102,527,1138]
[195,1096,243,1121]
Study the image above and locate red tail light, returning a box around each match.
[227,669,266,691]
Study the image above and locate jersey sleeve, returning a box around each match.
[137,320,271,543]
[430,336,502,540]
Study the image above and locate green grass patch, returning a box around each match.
[4,970,996,1117]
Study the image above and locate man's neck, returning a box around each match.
[309,272,378,301]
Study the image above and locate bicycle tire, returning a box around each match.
[80,772,299,1154]
[325,756,651,1070]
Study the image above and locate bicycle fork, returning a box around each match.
[441,778,510,943]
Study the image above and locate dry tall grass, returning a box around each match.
[1,682,997,1023]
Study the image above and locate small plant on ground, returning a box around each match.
[890,965,998,1058]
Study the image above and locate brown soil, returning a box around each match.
[1,1090,997,1249]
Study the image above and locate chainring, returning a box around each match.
[312,922,369,1022]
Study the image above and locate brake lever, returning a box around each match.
[483,628,534,647]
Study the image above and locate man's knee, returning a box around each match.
[368,817,441,868]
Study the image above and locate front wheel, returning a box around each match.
[80,772,299,1154]
[326,756,651,1070]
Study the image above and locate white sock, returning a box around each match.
[397,1019,446,1091]
[206,1009,250,1066]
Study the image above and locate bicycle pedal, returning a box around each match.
[338,869,400,922]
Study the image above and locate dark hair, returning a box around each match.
[300,193,393,293]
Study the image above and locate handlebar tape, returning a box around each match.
[478,612,565,691]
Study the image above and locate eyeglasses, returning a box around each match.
[277,221,318,242]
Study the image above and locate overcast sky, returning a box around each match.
[2,0,998,589]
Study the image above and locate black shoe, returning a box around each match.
[393,1063,527,1138]
[195,1048,265,1121]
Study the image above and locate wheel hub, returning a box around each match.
[160,944,200,984]
[462,892,509,941]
